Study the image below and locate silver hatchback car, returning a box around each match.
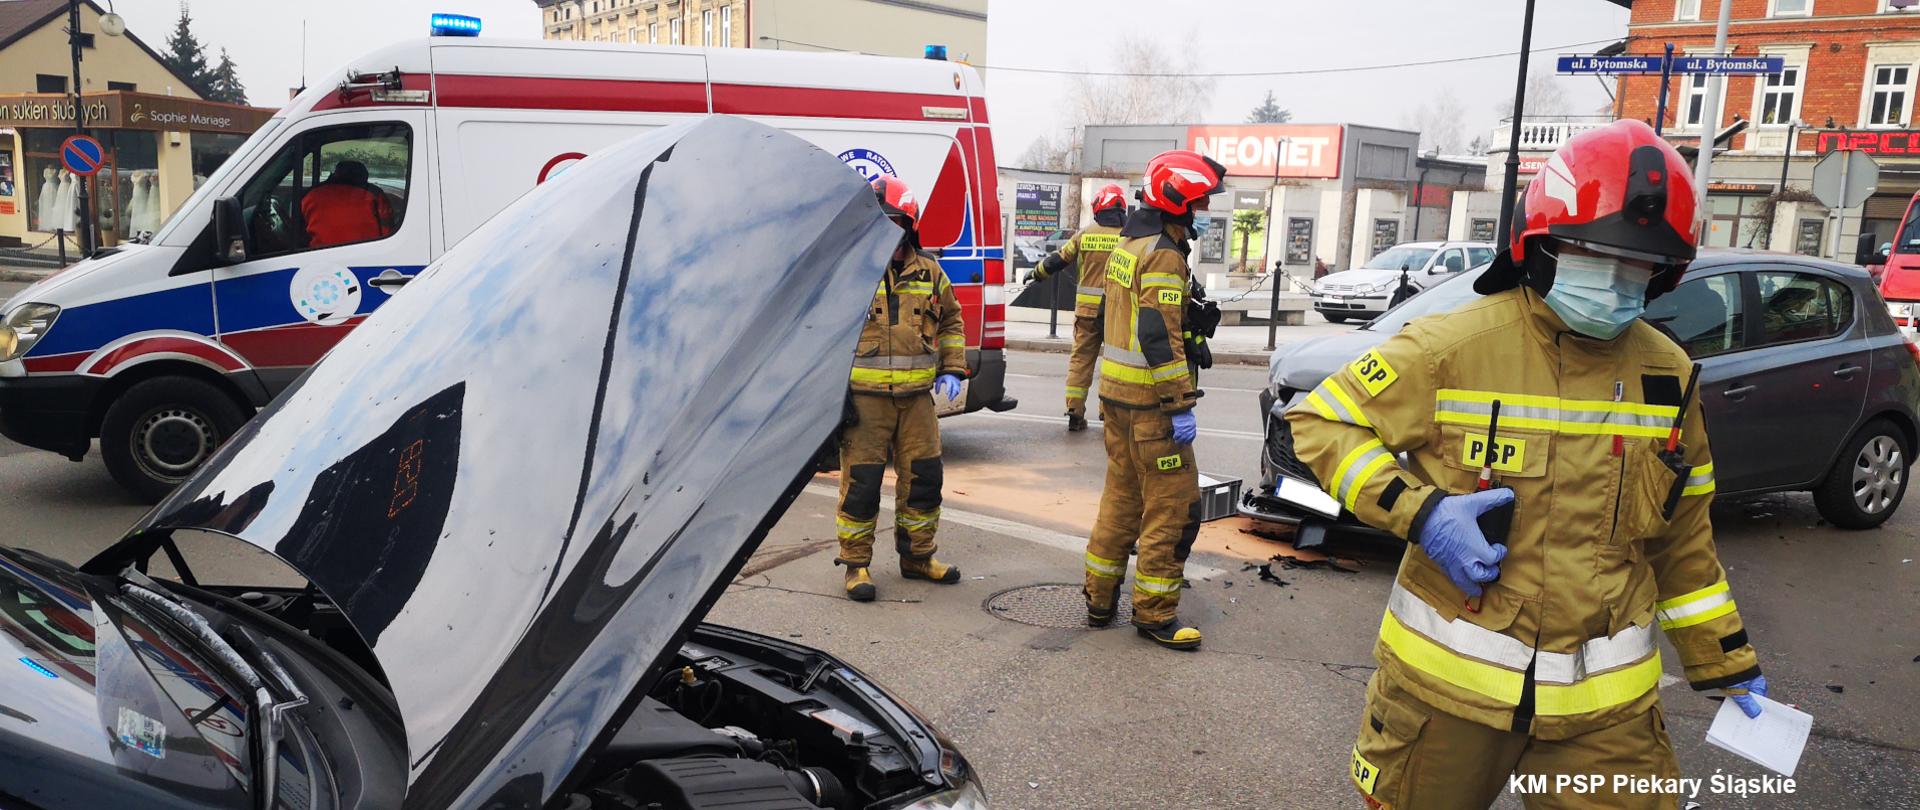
[1249,249,1920,539]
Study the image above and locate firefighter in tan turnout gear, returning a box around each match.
[835,174,970,602]
[1083,150,1225,651]
[1286,121,1768,809]
[1027,183,1129,431]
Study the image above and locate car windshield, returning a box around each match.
[1360,266,1488,331]
[1364,246,1436,271]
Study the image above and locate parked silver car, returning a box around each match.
[1309,240,1495,323]
[1250,249,1920,543]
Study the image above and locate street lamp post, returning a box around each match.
[1266,137,1289,352]
[1765,118,1802,249]
[66,0,93,256]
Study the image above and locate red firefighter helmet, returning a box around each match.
[1091,183,1128,214]
[870,173,920,231]
[1477,119,1699,298]
[1139,150,1227,216]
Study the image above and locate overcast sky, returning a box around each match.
[111,0,1630,156]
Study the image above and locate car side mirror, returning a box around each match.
[213,196,248,265]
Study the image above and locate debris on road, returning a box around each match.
[1826,684,1845,694]
[1279,555,1359,575]
[1243,563,1290,588]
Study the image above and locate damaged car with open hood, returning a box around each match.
[0,117,989,810]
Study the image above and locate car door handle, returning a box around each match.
[369,269,411,290]
[1833,365,1863,379]
[1722,384,1757,399]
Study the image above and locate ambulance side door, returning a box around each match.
[208,110,432,395]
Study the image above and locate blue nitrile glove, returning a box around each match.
[1724,674,1769,719]
[934,374,963,402]
[1415,488,1514,597]
[1171,411,1197,445]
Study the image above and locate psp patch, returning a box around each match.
[1155,454,1183,471]
[1349,349,1398,396]
[1107,249,1137,288]
[837,148,896,183]
[1350,746,1380,795]
[1462,434,1527,474]
[1157,289,1183,306]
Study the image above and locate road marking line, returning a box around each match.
[965,410,1264,440]
[801,483,1227,579]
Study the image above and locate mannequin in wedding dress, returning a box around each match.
[35,166,58,231]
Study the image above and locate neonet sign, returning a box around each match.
[1814,130,1920,157]
[1186,124,1344,179]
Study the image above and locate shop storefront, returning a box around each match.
[0,91,272,249]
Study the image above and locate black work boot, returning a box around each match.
[1135,618,1203,651]
[1086,586,1121,627]
[1067,413,1089,432]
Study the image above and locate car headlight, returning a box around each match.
[0,303,60,362]
[904,778,989,809]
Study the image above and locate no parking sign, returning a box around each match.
[60,135,104,176]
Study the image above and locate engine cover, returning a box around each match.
[625,759,821,810]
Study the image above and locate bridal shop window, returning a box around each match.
[236,121,413,257]
[100,130,157,242]
[21,129,69,235]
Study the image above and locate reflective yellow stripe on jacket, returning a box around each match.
[1380,584,1661,716]
[1434,389,1680,439]
[851,353,938,386]
[1098,345,1189,387]
[1656,580,1736,630]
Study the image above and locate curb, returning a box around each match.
[0,267,55,284]
[1006,337,1269,366]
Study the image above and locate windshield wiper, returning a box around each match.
[118,572,307,810]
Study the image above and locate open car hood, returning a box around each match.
[98,117,899,807]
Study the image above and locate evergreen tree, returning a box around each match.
[207,49,247,104]
[1246,90,1292,124]
[161,2,215,98]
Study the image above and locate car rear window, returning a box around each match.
[1756,271,1852,344]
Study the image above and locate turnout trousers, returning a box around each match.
[836,392,943,566]
[1084,402,1200,625]
[1064,313,1101,418]
[1350,668,1681,810]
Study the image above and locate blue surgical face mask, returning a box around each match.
[1190,218,1210,238]
[1543,252,1653,340]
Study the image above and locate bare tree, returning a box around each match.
[1498,68,1573,119]
[1017,132,1076,172]
[1400,88,1469,155]
[1063,33,1216,132]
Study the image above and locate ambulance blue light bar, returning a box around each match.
[430,13,483,37]
[924,44,948,61]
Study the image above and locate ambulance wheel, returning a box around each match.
[1813,418,1909,530]
[101,377,249,503]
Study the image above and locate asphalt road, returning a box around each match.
[0,315,1915,807]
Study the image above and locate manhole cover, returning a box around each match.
[984,583,1132,629]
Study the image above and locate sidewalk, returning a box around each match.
[1003,307,1356,365]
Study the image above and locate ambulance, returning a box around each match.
[0,27,1014,500]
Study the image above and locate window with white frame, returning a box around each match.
[703,9,714,46]
[629,26,639,42]
[1677,0,1701,20]
[721,5,732,47]
[1870,64,1912,127]
[1885,0,1920,13]
[1683,70,1712,129]
[670,17,682,44]
[1759,65,1801,125]
[649,22,659,43]
[1769,0,1811,16]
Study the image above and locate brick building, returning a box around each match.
[530,0,986,64]
[1613,0,1920,255]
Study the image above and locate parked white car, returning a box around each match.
[1310,240,1494,323]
